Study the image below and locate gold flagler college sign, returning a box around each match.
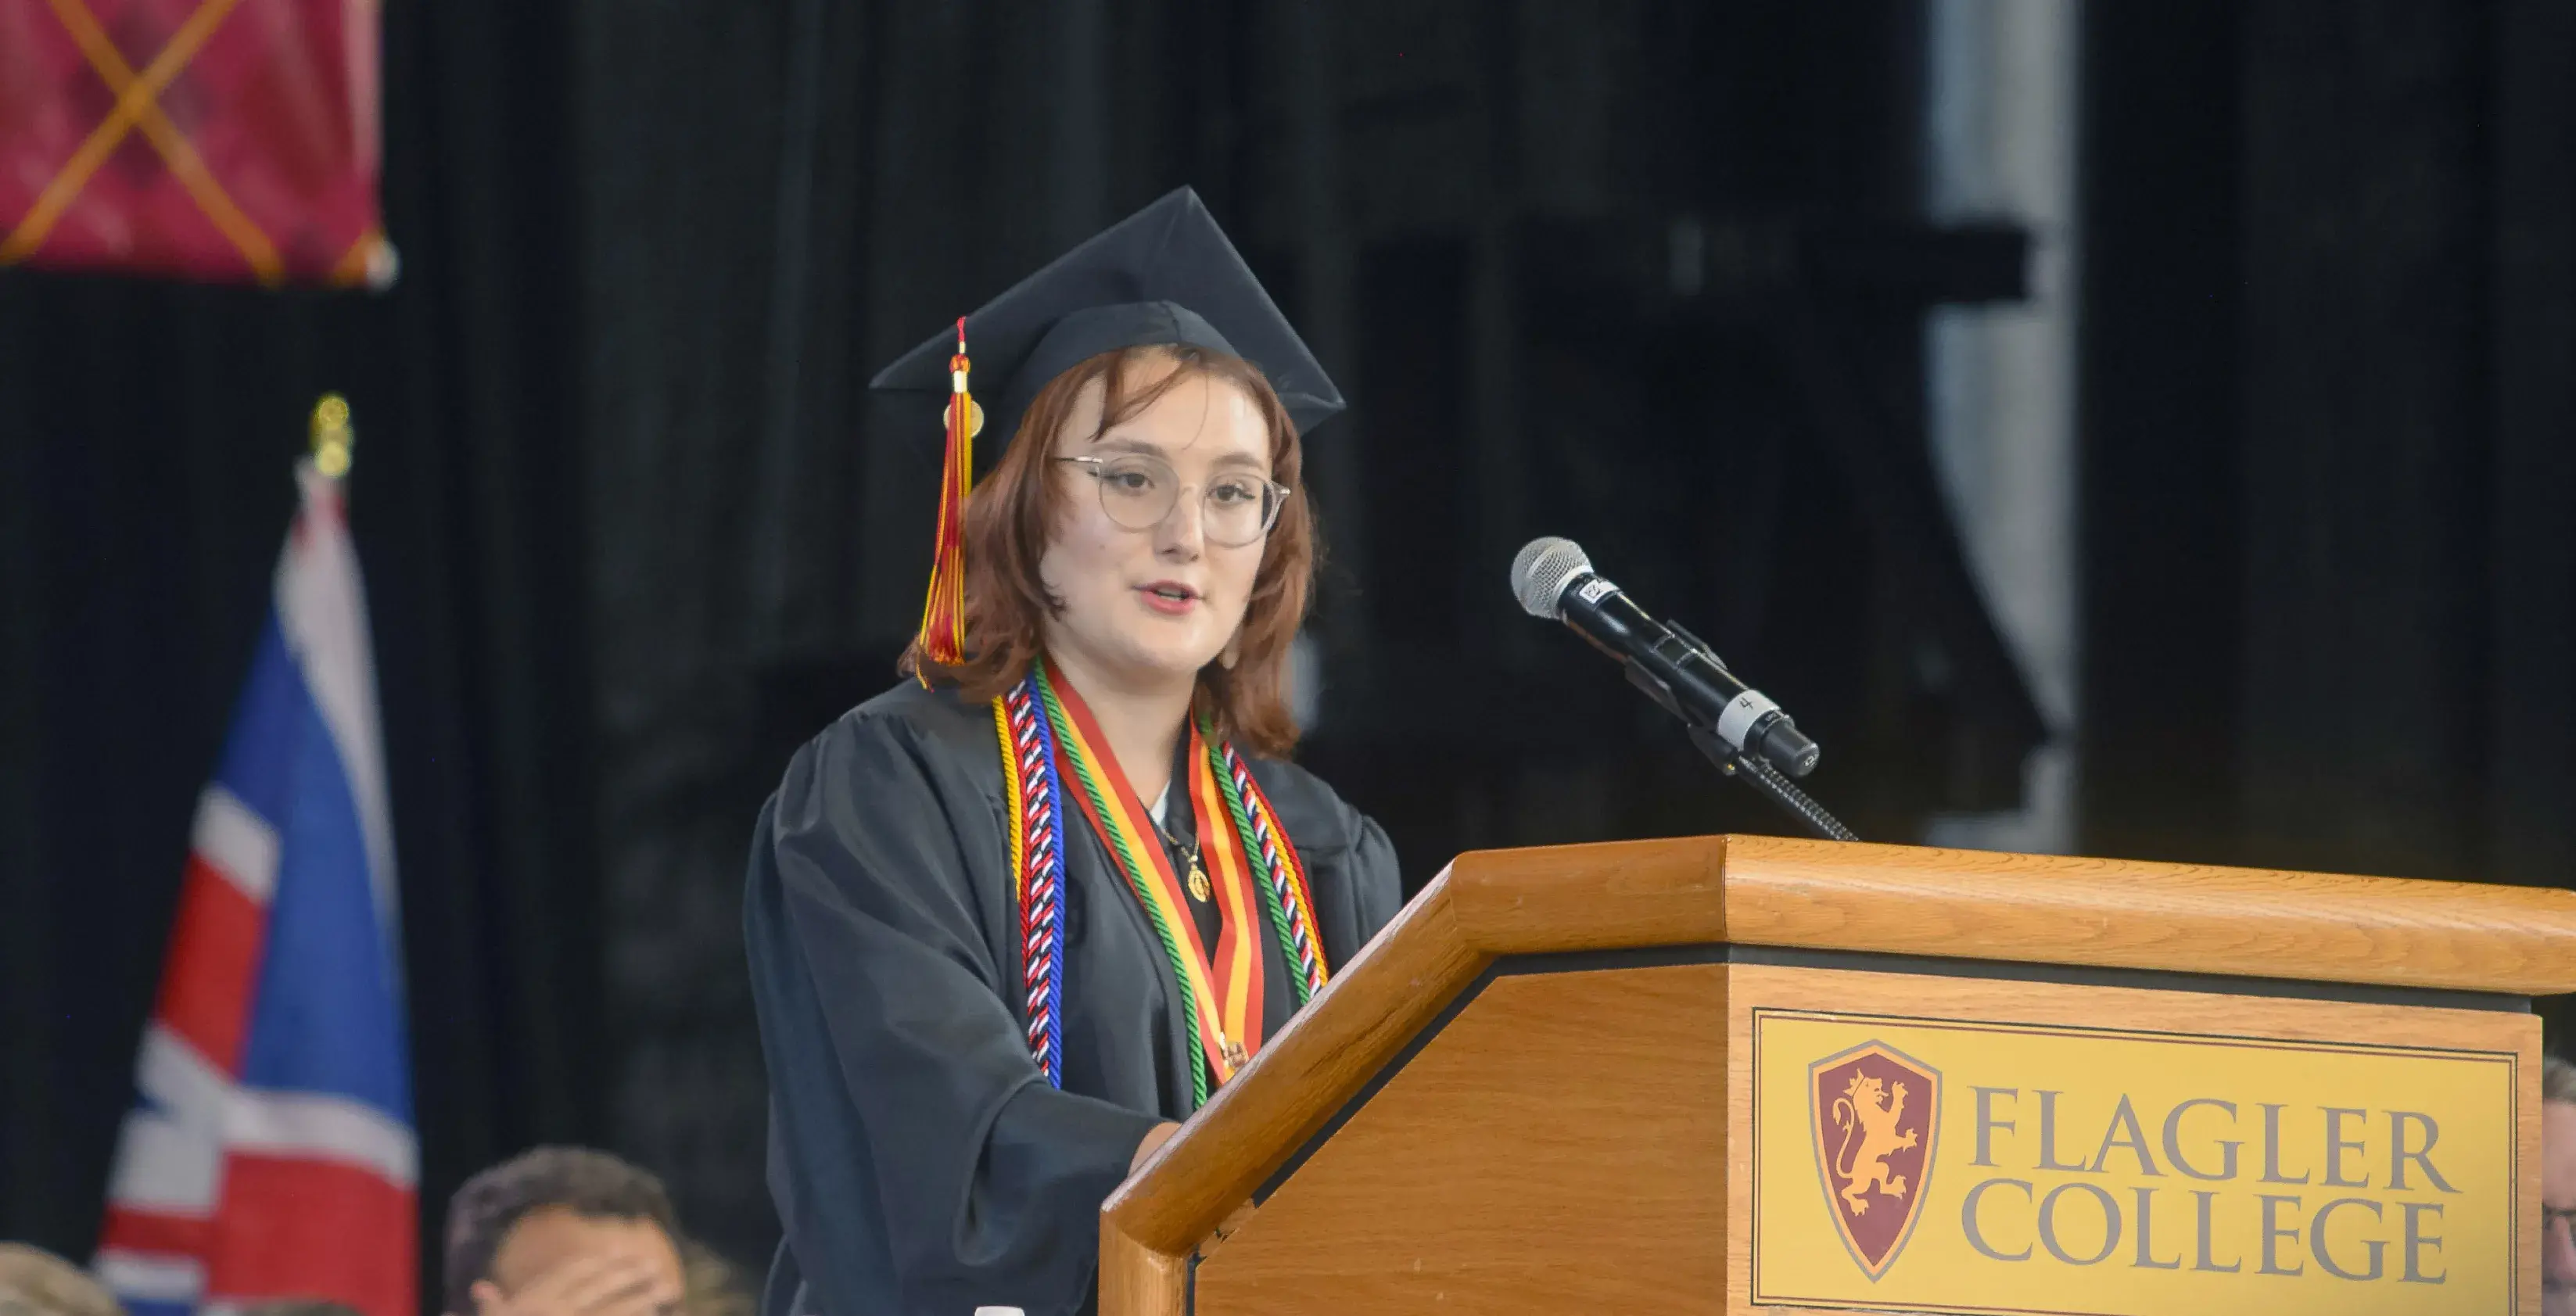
[1740,968,2525,1316]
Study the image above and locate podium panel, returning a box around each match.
[1193,962,1728,1312]
[1731,959,2535,1315]
[1100,836,2576,1316]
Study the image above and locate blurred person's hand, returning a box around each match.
[0,1245,122,1316]
[472,1246,681,1316]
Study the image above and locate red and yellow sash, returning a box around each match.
[1190,728,1269,1065]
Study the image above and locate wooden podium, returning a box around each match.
[1100,835,2576,1316]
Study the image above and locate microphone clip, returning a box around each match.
[1622,636,1860,844]
[1689,726,1860,843]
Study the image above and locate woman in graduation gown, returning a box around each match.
[742,188,1405,1316]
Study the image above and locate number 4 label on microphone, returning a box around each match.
[1718,689,1784,748]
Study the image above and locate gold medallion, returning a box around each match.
[1220,1038,1250,1070]
[1187,857,1211,902]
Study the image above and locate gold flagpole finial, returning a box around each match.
[310,393,355,479]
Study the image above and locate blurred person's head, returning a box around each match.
[0,1246,120,1316]
[904,342,1316,758]
[2546,1053,2576,1316]
[443,1147,683,1316]
[2535,1060,2576,1316]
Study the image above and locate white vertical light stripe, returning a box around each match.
[274,461,400,967]
[95,1252,205,1304]
[1921,0,2083,855]
[190,785,279,905]
[226,1087,419,1186]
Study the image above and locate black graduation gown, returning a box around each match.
[743,679,1404,1316]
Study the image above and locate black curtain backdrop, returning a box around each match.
[2082,0,2576,1042]
[0,0,604,1289]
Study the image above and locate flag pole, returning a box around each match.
[310,393,354,479]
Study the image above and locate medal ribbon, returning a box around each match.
[1189,719,1265,1059]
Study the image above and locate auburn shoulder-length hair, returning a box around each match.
[900,343,1318,758]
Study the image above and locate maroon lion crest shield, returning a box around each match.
[1809,1040,1939,1278]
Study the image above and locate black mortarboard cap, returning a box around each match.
[869,186,1344,450]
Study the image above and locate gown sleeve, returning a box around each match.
[744,709,1164,1316]
[1340,813,1404,954]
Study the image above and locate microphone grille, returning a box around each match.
[1511,536,1595,619]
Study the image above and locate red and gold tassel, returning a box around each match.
[918,317,980,669]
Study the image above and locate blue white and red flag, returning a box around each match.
[95,459,413,1316]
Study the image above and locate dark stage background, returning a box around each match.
[4,0,2571,1284]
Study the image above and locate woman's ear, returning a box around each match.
[1218,633,1242,670]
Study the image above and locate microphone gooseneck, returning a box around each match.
[1715,734,1861,844]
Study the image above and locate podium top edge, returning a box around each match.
[1434,834,2576,999]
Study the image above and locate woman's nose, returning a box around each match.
[1155,489,1205,557]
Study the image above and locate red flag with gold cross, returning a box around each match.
[0,0,389,287]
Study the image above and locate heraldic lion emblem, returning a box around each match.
[1829,1072,1918,1214]
[1807,1039,1940,1278]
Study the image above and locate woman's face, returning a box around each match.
[1038,353,1273,695]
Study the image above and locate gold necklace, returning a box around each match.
[1150,806,1212,902]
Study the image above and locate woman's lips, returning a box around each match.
[1137,583,1200,616]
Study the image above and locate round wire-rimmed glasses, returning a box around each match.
[1057,454,1290,547]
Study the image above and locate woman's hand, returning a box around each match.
[1129,1121,1182,1173]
